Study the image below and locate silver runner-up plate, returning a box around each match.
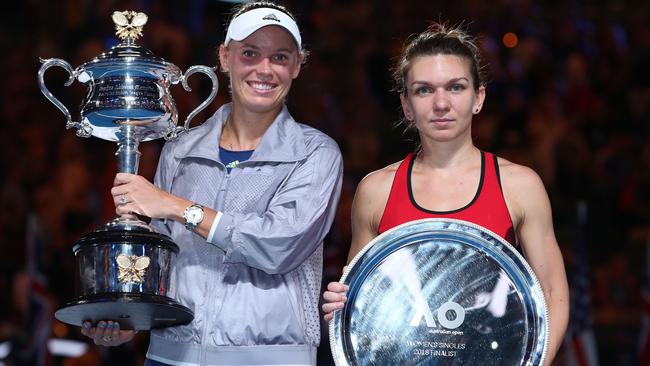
[330,219,548,366]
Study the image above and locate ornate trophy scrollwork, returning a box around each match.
[112,11,148,41]
[116,254,151,284]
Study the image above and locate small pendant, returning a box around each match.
[226,160,240,169]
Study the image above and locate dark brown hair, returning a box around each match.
[393,22,485,94]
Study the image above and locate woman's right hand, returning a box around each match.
[321,281,349,322]
[81,320,137,347]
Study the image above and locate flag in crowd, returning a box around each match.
[638,226,650,366]
[564,200,599,366]
[25,214,53,366]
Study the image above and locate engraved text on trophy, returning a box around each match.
[84,76,165,115]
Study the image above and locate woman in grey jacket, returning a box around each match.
[81,2,343,365]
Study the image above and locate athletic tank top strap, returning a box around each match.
[377,153,414,234]
[479,152,516,244]
[377,151,515,244]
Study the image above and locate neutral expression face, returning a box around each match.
[400,54,485,142]
[219,25,303,114]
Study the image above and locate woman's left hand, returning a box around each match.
[322,281,349,322]
[81,320,137,347]
[111,173,185,220]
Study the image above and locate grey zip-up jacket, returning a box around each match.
[146,103,343,366]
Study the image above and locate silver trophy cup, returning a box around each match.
[38,10,219,330]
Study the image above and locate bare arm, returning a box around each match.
[502,162,570,365]
[322,165,396,320]
[346,174,387,261]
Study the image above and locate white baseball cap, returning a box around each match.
[224,7,301,48]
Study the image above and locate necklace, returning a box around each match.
[221,116,235,150]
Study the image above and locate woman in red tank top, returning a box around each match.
[322,23,569,364]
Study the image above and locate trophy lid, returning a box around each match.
[78,11,181,79]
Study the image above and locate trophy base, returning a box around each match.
[55,293,194,330]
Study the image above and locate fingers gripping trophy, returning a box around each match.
[37,10,219,330]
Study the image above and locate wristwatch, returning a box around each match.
[183,203,204,230]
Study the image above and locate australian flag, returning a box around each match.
[564,201,599,366]
[638,226,650,366]
[25,214,53,366]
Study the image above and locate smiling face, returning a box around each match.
[219,25,303,116]
[400,54,485,143]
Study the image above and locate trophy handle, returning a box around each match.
[38,58,93,138]
[165,66,218,140]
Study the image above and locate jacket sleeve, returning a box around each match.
[209,141,343,275]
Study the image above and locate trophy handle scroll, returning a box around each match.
[37,58,94,138]
[165,65,220,140]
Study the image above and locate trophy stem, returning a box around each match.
[96,123,152,233]
[116,124,141,174]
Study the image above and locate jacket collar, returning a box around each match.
[173,103,308,163]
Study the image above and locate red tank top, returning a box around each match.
[378,151,515,244]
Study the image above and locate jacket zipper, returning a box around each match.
[200,165,230,365]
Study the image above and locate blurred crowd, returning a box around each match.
[1,0,649,365]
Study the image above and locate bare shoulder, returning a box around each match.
[356,161,401,196]
[496,157,545,190]
[354,160,401,218]
[496,156,550,224]
[348,160,402,261]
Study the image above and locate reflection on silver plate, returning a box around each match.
[330,219,548,366]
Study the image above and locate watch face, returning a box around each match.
[185,206,203,225]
